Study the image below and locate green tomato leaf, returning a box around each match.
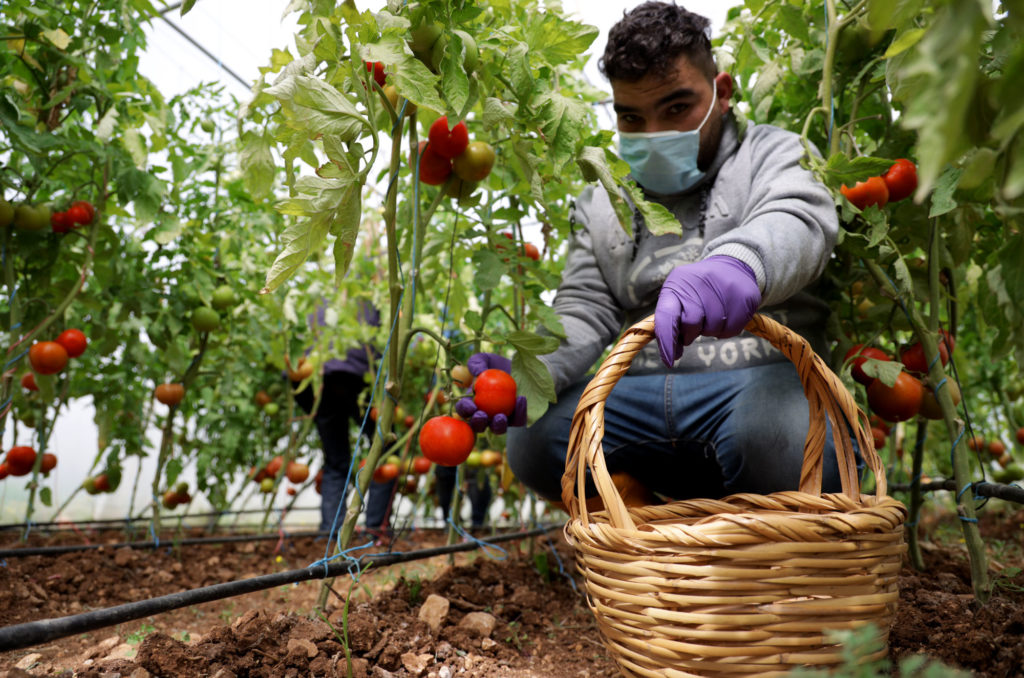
[883,27,926,58]
[531,304,566,340]
[929,166,962,217]
[577,146,634,230]
[41,28,71,50]
[40,486,52,507]
[536,92,590,171]
[166,458,183,487]
[861,358,903,387]
[511,352,556,422]
[472,248,504,291]
[822,153,894,187]
[239,131,276,199]
[505,330,560,355]
[464,310,483,334]
[623,182,680,237]
[483,97,515,130]
[180,0,198,16]
[523,13,599,65]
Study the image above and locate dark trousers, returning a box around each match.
[434,464,492,528]
[293,372,393,532]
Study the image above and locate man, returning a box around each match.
[507,2,843,506]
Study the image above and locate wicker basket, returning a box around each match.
[561,314,908,677]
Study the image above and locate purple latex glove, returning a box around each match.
[466,352,512,376]
[654,256,761,367]
[489,413,508,434]
[455,396,477,419]
[510,396,527,427]
[468,410,490,433]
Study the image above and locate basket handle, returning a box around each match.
[559,313,888,529]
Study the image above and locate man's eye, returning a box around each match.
[667,103,690,116]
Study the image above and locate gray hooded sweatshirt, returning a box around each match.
[541,114,838,394]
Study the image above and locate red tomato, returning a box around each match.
[411,140,452,185]
[939,329,955,357]
[0,462,8,480]
[373,462,400,483]
[51,211,73,234]
[412,455,432,474]
[29,341,69,375]
[473,369,517,417]
[21,372,38,391]
[154,383,185,406]
[72,200,95,224]
[870,427,887,450]
[266,455,284,476]
[967,435,986,451]
[844,344,890,385]
[56,328,88,358]
[900,338,948,375]
[869,414,891,435]
[66,203,91,226]
[882,158,917,202]
[523,242,540,261]
[867,373,923,422]
[403,414,416,428]
[6,446,37,476]
[428,117,469,159]
[840,176,889,210]
[286,461,310,483]
[93,474,111,492]
[988,440,1007,457]
[365,61,387,87]
[419,416,476,466]
[40,453,57,473]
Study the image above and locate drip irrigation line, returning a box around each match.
[0,524,476,558]
[0,507,321,532]
[890,478,1024,504]
[0,524,561,652]
[0,530,331,558]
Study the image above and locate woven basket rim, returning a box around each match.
[560,314,892,531]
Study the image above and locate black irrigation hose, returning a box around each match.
[0,530,331,558]
[0,508,322,532]
[890,478,1024,505]
[0,524,561,653]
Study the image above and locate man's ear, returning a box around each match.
[713,72,734,114]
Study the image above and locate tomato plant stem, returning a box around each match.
[906,421,927,570]
[865,259,991,601]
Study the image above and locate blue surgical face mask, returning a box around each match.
[618,80,718,195]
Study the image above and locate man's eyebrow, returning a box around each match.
[612,88,698,114]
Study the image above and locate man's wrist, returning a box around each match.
[703,244,766,292]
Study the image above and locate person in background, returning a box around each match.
[508,2,846,507]
[292,302,394,536]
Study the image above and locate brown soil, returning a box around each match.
[0,507,1021,678]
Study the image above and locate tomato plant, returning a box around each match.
[419,416,475,466]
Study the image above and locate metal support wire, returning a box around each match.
[155,8,249,88]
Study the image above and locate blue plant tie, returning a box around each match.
[149,514,159,548]
[446,516,507,560]
[544,532,578,594]
[22,519,33,541]
[4,347,30,369]
[310,538,374,579]
[957,483,973,501]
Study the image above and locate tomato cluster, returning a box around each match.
[24,328,88,380]
[162,482,192,509]
[840,158,918,210]
[844,329,958,428]
[410,117,496,194]
[50,200,95,233]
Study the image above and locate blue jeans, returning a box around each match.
[507,362,851,504]
[294,372,393,532]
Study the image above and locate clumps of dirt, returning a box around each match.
[77,544,620,678]
[890,542,1024,678]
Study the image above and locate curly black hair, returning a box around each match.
[599,2,717,82]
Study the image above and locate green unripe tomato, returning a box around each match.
[211,284,236,310]
[14,204,50,232]
[175,481,189,495]
[0,197,13,228]
[446,177,478,203]
[453,141,496,182]
[83,477,100,495]
[465,451,483,467]
[430,30,478,74]
[263,402,280,416]
[410,21,442,59]
[260,476,275,493]
[200,119,216,133]
[191,306,221,333]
